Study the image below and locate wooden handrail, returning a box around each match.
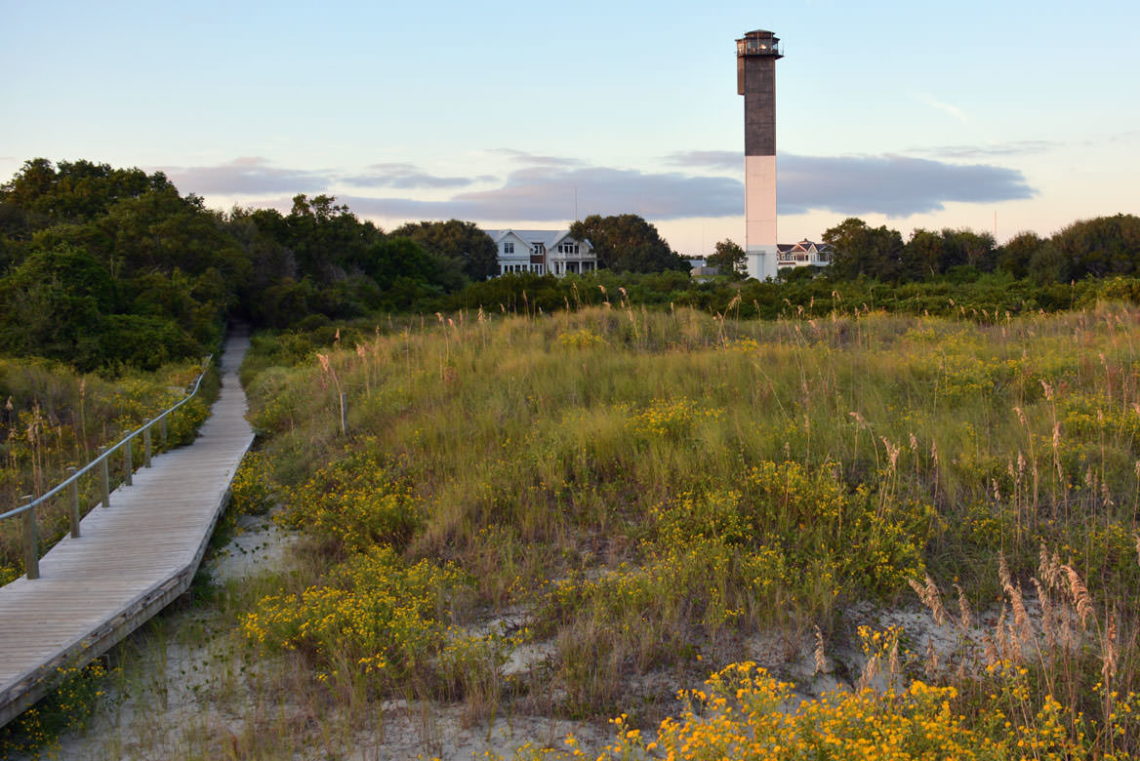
[0,355,213,580]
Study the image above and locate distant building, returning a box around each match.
[484,229,598,277]
[777,239,833,270]
[688,257,721,279]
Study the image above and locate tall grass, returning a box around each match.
[228,303,1140,751]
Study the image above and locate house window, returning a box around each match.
[534,263,544,275]
[558,241,579,254]
[504,242,514,254]
[531,243,545,255]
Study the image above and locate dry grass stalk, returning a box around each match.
[998,551,1013,593]
[1039,543,1063,591]
[954,584,973,633]
[1059,611,1077,652]
[813,625,826,676]
[1062,564,1094,629]
[994,604,1010,661]
[924,640,939,679]
[908,575,947,626]
[1032,577,1056,649]
[857,653,879,691]
[1008,583,1032,645]
[1102,611,1118,683]
[887,639,900,685]
[982,634,999,667]
[1013,405,1028,427]
[881,437,900,470]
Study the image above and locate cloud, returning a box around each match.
[183,152,1035,223]
[911,140,1057,160]
[779,154,1035,216]
[343,162,491,189]
[339,165,742,221]
[163,157,330,195]
[664,150,740,170]
[488,148,585,168]
[349,154,1033,221]
[916,93,969,124]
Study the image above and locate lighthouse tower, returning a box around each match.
[737,29,783,281]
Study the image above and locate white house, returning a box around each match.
[776,239,833,271]
[483,229,598,277]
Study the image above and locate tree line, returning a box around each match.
[1,158,1137,371]
[0,159,693,370]
[819,214,1140,284]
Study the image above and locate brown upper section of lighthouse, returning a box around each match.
[737,30,782,157]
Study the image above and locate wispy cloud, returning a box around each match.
[909,140,1058,160]
[915,93,969,124]
[163,157,330,194]
[343,162,491,190]
[488,148,586,168]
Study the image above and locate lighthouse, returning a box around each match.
[737,29,782,281]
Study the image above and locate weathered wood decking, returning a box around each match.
[0,332,255,729]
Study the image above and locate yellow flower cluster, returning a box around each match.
[241,546,462,680]
[277,438,422,552]
[628,397,722,440]
[229,450,274,515]
[607,663,997,761]
[0,660,112,760]
[557,329,607,349]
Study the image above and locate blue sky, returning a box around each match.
[2,0,1137,255]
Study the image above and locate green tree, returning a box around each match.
[0,158,173,231]
[1050,214,1140,279]
[389,220,496,281]
[285,194,384,283]
[365,237,465,296]
[707,239,746,278]
[823,218,904,280]
[0,246,116,368]
[997,231,1044,279]
[569,214,688,273]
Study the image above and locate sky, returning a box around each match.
[2,0,1138,256]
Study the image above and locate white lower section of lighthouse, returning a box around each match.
[744,154,778,281]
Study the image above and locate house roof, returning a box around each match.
[776,239,833,254]
[484,229,593,250]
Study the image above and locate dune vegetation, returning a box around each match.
[187,301,1140,758]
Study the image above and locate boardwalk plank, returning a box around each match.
[0,333,255,728]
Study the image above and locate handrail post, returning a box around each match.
[99,446,111,507]
[22,495,39,580]
[143,426,152,467]
[67,466,80,538]
[160,414,168,447]
[124,439,133,486]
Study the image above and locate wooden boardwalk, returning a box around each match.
[0,332,255,729]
